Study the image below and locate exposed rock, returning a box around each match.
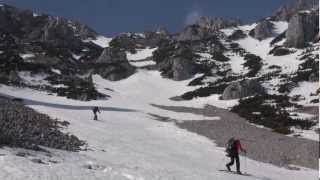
[270,31,287,46]
[196,16,241,31]
[268,46,293,56]
[158,56,197,81]
[228,30,247,40]
[177,25,207,41]
[95,48,135,81]
[8,70,20,83]
[154,40,199,80]
[0,96,84,151]
[249,20,274,40]
[271,0,318,21]
[221,79,265,100]
[285,12,319,48]
[308,73,318,82]
[272,5,292,21]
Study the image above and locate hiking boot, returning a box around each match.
[226,165,231,171]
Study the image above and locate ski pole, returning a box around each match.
[244,152,247,173]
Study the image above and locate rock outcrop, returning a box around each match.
[95,48,135,81]
[285,11,319,48]
[0,96,84,151]
[249,20,274,40]
[177,25,207,41]
[272,0,318,21]
[221,79,265,100]
[196,16,241,31]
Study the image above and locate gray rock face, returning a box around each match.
[172,57,197,81]
[177,25,207,41]
[272,0,318,21]
[158,56,197,81]
[285,12,319,48]
[196,16,241,31]
[0,4,97,49]
[308,73,318,82]
[177,16,240,42]
[221,79,265,100]
[95,48,135,81]
[249,20,274,40]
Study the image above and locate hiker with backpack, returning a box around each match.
[92,106,101,120]
[225,137,247,174]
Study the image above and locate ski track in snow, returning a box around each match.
[0,69,317,180]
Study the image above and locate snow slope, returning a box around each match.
[0,70,317,180]
[84,36,113,48]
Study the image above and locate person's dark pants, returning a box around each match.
[94,113,98,120]
[226,153,240,172]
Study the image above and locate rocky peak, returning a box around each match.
[285,11,319,48]
[249,20,274,40]
[272,0,318,21]
[196,16,241,31]
[0,4,97,42]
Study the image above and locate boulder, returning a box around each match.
[285,12,318,48]
[308,73,318,82]
[94,48,135,81]
[8,70,20,83]
[249,20,274,40]
[158,56,197,81]
[228,30,247,40]
[268,46,292,56]
[221,79,265,100]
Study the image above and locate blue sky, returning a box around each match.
[4,0,293,36]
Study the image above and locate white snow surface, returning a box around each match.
[18,71,49,86]
[85,36,112,48]
[289,81,319,106]
[20,53,35,60]
[127,48,157,67]
[0,70,317,179]
[126,48,157,61]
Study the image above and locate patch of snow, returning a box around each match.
[0,82,316,179]
[238,23,257,32]
[20,53,35,60]
[197,52,212,61]
[129,60,156,67]
[0,69,317,179]
[51,68,61,75]
[252,112,261,115]
[289,82,319,106]
[271,21,288,34]
[126,47,157,61]
[84,36,112,48]
[236,36,272,59]
[18,71,49,86]
[220,27,237,36]
[227,53,247,74]
[290,112,315,120]
[290,127,319,141]
[202,76,219,84]
[72,53,82,60]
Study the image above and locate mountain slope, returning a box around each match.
[0,0,318,179]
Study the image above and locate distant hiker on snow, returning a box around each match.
[225,137,247,174]
[92,106,101,120]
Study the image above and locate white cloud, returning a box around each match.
[185,10,201,25]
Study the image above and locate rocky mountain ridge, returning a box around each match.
[0,0,318,135]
